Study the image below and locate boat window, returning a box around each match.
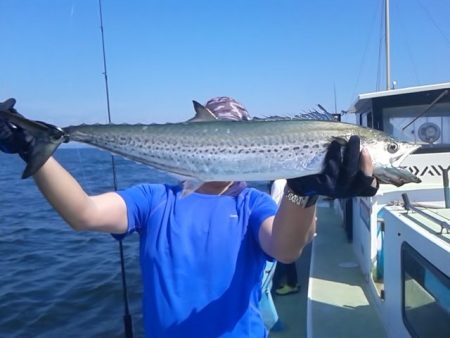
[359,111,373,127]
[382,102,450,150]
[367,112,373,128]
[402,242,450,338]
[359,113,366,126]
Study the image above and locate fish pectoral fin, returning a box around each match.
[181,179,204,197]
[331,136,347,146]
[187,101,218,122]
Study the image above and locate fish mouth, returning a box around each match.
[374,166,422,187]
[390,144,421,167]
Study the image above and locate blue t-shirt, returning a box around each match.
[117,184,277,338]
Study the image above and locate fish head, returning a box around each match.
[361,131,421,185]
[363,136,420,167]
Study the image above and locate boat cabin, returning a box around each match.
[308,83,450,338]
[345,82,450,186]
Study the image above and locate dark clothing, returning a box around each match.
[273,262,298,289]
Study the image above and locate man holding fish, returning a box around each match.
[0,96,383,337]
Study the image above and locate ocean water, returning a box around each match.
[0,148,269,338]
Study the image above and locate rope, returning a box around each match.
[415,0,450,48]
[349,0,382,104]
[393,0,420,84]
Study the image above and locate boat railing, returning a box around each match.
[402,193,450,235]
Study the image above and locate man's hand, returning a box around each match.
[287,135,379,199]
[0,98,35,161]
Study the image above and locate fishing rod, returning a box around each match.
[98,1,134,337]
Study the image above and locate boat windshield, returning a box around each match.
[382,102,450,151]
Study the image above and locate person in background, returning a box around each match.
[0,97,378,338]
[271,179,301,295]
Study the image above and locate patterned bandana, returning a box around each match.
[205,96,250,121]
[204,96,250,195]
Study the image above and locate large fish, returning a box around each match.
[0,100,421,191]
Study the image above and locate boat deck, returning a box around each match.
[269,242,311,338]
[270,203,386,338]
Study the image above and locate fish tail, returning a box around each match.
[0,110,67,178]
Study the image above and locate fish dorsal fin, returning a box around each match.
[252,106,338,122]
[188,101,218,122]
[252,115,293,121]
[294,107,337,121]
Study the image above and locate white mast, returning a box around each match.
[385,0,391,90]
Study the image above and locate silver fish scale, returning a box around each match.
[0,107,420,185]
[64,120,395,181]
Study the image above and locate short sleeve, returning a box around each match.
[112,184,154,239]
[248,189,278,242]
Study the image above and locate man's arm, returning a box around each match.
[259,147,376,263]
[33,157,128,234]
[259,199,316,263]
[0,100,128,234]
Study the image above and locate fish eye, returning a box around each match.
[387,142,399,153]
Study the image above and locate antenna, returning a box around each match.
[333,83,337,114]
[385,0,391,90]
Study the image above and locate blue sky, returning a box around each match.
[1,0,450,125]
